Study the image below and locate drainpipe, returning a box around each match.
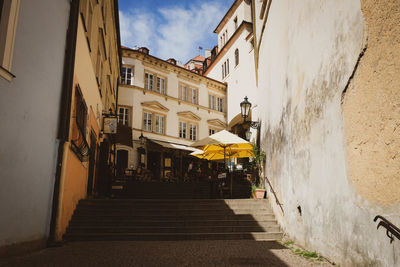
[113,0,122,174]
[47,0,79,246]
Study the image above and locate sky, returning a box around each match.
[118,0,233,64]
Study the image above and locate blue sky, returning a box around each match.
[118,0,233,64]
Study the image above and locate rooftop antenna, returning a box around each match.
[198,46,203,56]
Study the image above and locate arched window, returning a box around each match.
[235,49,239,66]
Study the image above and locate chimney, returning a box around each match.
[205,49,211,58]
[167,58,177,65]
[138,47,149,54]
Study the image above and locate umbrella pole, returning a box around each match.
[229,147,232,199]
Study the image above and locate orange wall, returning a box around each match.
[56,103,101,240]
[57,148,87,239]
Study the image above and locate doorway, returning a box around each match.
[87,131,97,196]
[117,150,128,176]
[147,151,161,180]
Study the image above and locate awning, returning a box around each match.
[149,139,202,153]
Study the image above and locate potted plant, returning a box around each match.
[252,144,266,199]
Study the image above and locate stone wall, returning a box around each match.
[255,0,399,265]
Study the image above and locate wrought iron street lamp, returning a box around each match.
[240,96,259,129]
[139,132,145,145]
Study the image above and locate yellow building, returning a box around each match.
[54,0,121,240]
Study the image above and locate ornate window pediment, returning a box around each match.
[141,101,169,112]
[177,111,201,121]
[207,119,226,128]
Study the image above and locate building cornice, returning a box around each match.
[120,84,227,117]
[121,48,226,92]
[214,0,243,33]
[204,21,253,76]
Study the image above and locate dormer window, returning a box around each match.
[234,17,238,30]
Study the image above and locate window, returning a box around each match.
[189,124,197,141]
[87,0,93,39]
[217,97,224,112]
[0,0,20,81]
[209,95,224,112]
[191,88,198,104]
[179,122,187,139]
[209,94,216,110]
[121,67,133,85]
[235,49,239,66]
[71,85,89,162]
[155,114,165,134]
[143,111,166,134]
[156,76,165,94]
[143,112,152,132]
[144,72,154,90]
[145,71,166,94]
[179,121,197,140]
[209,128,215,136]
[234,17,238,30]
[179,84,198,104]
[118,107,130,126]
[222,58,230,79]
[180,84,188,101]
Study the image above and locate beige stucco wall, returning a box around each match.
[342,0,400,207]
[118,50,227,169]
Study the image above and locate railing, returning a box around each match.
[265,175,284,214]
[374,215,400,243]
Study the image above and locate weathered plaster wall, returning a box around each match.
[255,0,399,266]
[0,0,69,248]
[342,0,400,206]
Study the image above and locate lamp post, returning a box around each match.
[138,132,146,166]
[240,97,260,141]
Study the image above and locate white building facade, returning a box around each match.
[117,47,227,179]
[204,0,258,138]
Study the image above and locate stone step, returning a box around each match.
[69,214,276,222]
[68,219,278,228]
[73,208,272,216]
[64,232,283,241]
[77,202,270,209]
[66,225,281,234]
[81,199,268,203]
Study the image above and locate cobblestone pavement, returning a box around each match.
[0,240,333,267]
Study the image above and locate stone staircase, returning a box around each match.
[64,199,282,241]
[112,180,252,199]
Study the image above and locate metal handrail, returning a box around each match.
[374,215,400,243]
[265,175,284,214]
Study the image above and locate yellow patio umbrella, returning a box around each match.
[190,130,255,197]
[190,147,254,161]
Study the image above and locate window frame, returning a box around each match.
[209,94,216,110]
[235,49,239,66]
[143,109,166,134]
[179,82,198,104]
[121,66,133,85]
[144,70,167,95]
[118,106,131,126]
[179,121,187,139]
[0,0,20,81]
[155,114,165,134]
[179,120,198,141]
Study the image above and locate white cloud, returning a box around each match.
[119,10,156,51]
[119,1,229,63]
